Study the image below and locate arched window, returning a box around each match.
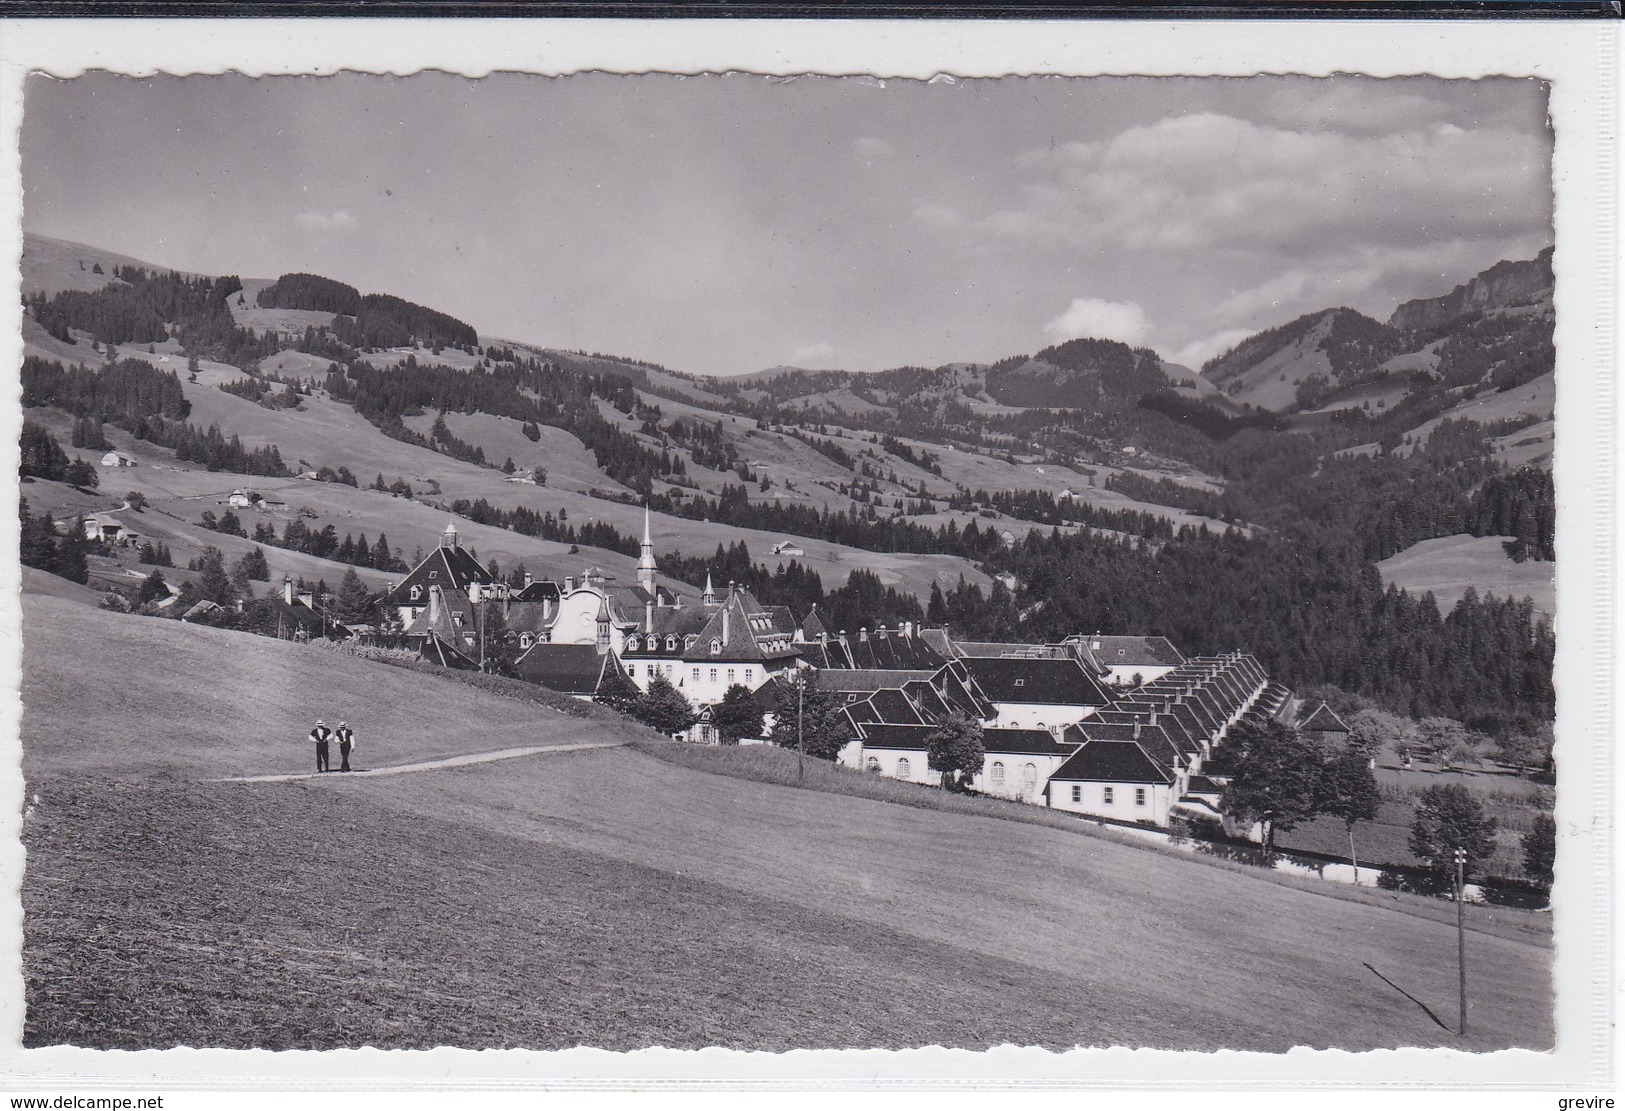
[896,757,911,778]
[865,756,881,772]
[1023,763,1038,789]
[990,762,1005,785]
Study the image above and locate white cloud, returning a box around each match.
[789,341,839,368]
[911,201,961,229]
[295,209,358,231]
[975,111,1550,259]
[1172,328,1256,372]
[1042,298,1151,347]
[853,136,893,160]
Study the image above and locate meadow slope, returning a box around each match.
[20,585,1553,1052]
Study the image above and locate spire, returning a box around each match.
[441,517,459,549]
[703,572,718,606]
[636,504,658,594]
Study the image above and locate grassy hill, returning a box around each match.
[21,583,1552,1051]
[1377,534,1556,621]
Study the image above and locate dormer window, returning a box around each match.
[428,570,438,579]
[646,635,659,650]
[626,635,639,652]
[710,638,722,655]
[666,636,677,651]
[1014,678,1025,688]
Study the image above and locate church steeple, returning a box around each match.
[636,504,658,595]
[703,571,718,607]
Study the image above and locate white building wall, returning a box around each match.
[1101,664,1179,686]
[1047,780,1176,826]
[855,746,934,785]
[988,701,1096,730]
[973,753,1071,804]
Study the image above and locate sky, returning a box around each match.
[21,72,1553,376]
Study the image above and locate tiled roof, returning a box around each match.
[1050,741,1174,786]
[820,668,937,692]
[856,723,935,751]
[981,728,1079,757]
[1082,635,1186,668]
[1299,702,1351,733]
[514,643,616,695]
[960,656,1111,708]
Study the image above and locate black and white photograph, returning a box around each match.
[0,17,1613,1094]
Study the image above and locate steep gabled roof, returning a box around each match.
[960,656,1112,708]
[841,631,948,670]
[683,585,799,663]
[1050,741,1175,786]
[1299,702,1351,733]
[513,642,618,696]
[383,542,496,607]
[513,579,562,604]
[821,669,938,693]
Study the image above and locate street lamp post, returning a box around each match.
[1455,846,1469,1037]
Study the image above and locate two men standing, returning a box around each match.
[309,719,358,773]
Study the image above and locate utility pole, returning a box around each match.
[797,674,806,785]
[1455,846,1469,1037]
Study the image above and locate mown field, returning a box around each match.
[21,584,1554,1052]
[1376,533,1556,621]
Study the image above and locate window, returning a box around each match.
[647,635,659,650]
[626,635,639,652]
[691,668,700,682]
[711,638,722,655]
[1135,787,1147,806]
[428,570,437,579]
[666,635,677,651]
[744,668,754,683]
[709,668,718,682]
[865,756,880,772]
[1103,786,1115,804]
[1023,763,1038,789]
[990,762,1005,785]
[727,668,736,684]
[896,757,911,778]
[1070,785,1082,803]
[1014,678,1025,688]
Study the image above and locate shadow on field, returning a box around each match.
[1363,962,1451,1032]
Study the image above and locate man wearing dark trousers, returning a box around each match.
[335,721,356,772]
[310,719,332,773]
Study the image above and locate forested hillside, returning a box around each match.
[19,234,1556,741]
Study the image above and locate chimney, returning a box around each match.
[646,599,654,632]
[859,627,869,642]
[901,620,913,638]
[876,623,887,637]
[524,571,533,588]
[283,574,294,606]
[1133,721,1142,739]
[564,576,576,593]
[819,631,828,645]
[722,601,731,645]
[428,585,441,626]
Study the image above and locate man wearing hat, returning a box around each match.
[310,719,333,773]
[335,721,357,773]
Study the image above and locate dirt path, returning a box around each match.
[220,740,626,784]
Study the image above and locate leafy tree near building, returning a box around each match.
[1318,746,1383,884]
[1408,783,1500,892]
[770,675,852,760]
[925,711,986,792]
[1220,719,1324,855]
[632,674,697,735]
[1522,813,1556,893]
[711,684,765,745]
